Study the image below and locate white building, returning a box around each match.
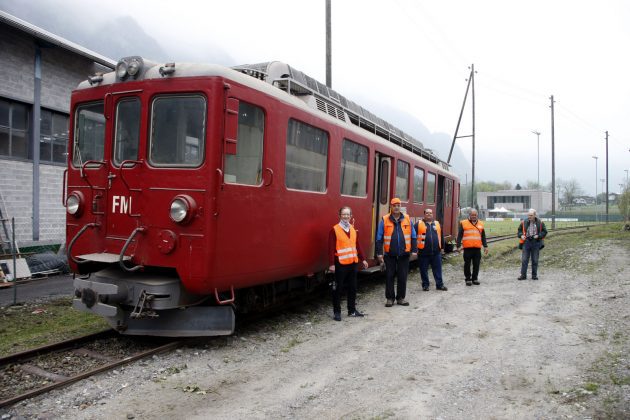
[477,190,558,217]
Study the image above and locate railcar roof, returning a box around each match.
[76,58,454,175]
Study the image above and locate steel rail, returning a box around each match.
[0,333,181,408]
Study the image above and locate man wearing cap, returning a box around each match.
[375,198,418,307]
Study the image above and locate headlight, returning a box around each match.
[66,191,84,217]
[116,61,128,79]
[127,58,141,76]
[169,195,197,224]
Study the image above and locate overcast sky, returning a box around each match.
[16,0,630,195]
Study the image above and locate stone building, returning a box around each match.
[0,11,115,249]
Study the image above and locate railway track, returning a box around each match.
[485,223,597,244]
[0,330,181,408]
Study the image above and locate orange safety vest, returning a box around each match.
[382,214,412,253]
[461,219,484,248]
[417,220,441,250]
[333,224,359,265]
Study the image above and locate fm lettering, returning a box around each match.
[112,195,132,214]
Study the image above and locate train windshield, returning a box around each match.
[73,102,105,166]
[113,98,141,165]
[149,95,206,167]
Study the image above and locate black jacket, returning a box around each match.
[517,218,547,249]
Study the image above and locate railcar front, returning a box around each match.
[67,58,240,336]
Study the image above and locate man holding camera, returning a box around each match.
[517,208,547,280]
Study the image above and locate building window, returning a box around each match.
[426,172,436,204]
[0,98,29,159]
[413,167,425,203]
[150,95,206,167]
[286,119,328,192]
[40,109,69,164]
[224,102,265,185]
[340,139,368,196]
[395,160,409,201]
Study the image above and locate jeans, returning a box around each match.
[419,253,444,289]
[520,240,541,277]
[384,255,410,300]
[463,248,482,280]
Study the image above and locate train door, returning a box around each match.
[215,89,275,285]
[371,153,392,257]
[440,176,455,242]
[105,95,143,242]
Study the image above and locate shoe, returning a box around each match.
[348,310,364,317]
[532,276,538,280]
[517,276,526,280]
[465,280,472,286]
[396,299,409,306]
[422,287,429,291]
[333,313,341,321]
[437,286,448,291]
[385,299,394,307]
[472,280,480,285]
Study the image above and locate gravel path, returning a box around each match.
[2,243,628,419]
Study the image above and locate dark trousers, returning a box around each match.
[463,248,482,280]
[419,253,444,289]
[332,262,358,314]
[521,240,541,277]
[384,254,409,300]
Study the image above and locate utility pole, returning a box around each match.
[550,95,556,229]
[325,0,332,88]
[592,155,598,222]
[448,64,476,208]
[531,130,541,186]
[471,64,476,209]
[605,131,609,223]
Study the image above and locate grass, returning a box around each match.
[481,219,606,237]
[0,296,108,357]
[449,223,630,273]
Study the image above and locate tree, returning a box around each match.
[557,178,583,205]
[525,180,544,190]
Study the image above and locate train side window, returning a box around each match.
[113,98,140,165]
[340,139,368,197]
[224,102,264,185]
[150,95,206,167]
[426,172,436,204]
[286,119,328,192]
[379,160,389,205]
[413,167,425,203]
[73,102,105,166]
[445,179,453,206]
[395,160,409,201]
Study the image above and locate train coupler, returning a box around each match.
[130,290,159,319]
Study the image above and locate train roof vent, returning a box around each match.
[233,61,450,167]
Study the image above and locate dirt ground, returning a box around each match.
[3,240,629,419]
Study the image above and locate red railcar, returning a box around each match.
[67,57,459,336]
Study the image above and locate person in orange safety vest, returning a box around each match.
[456,208,488,286]
[376,198,418,307]
[416,208,448,292]
[328,206,368,321]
